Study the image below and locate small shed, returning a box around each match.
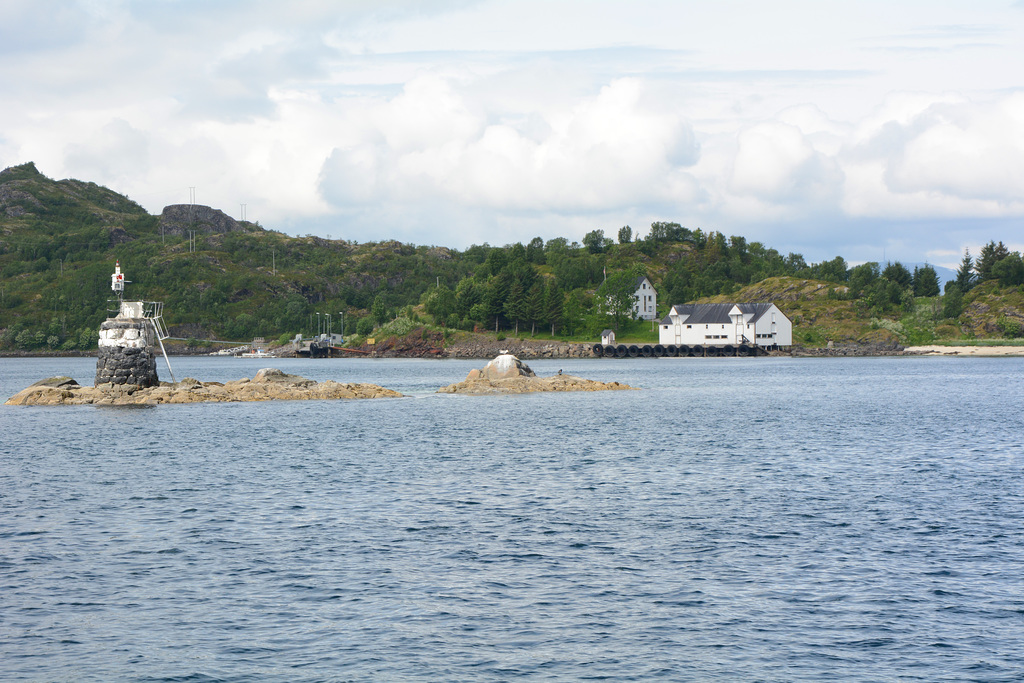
[601,329,616,345]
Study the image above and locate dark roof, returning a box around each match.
[601,329,615,335]
[668,302,777,324]
[633,275,650,289]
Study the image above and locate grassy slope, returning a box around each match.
[701,276,1024,347]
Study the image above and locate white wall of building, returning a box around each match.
[633,277,657,320]
[658,303,792,348]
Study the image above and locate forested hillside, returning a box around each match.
[2,162,1023,351]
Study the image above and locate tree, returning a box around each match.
[955,249,976,292]
[454,278,481,319]
[882,261,912,288]
[582,229,611,254]
[424,283,456,327]
[371,294,388,326]
[356,316,374,335]
[483,247,509,277]
[785,252,808,272]
[814,256,848,283]
[912,264,940,297]
[526,237,545,264]
[848,262,880,298]
[525,282,545,335]
[976,241,1009,281]
[617,225,632,244]
[942,284,965,319]
[992,251,1024,286]
[562,289,586,336]
[598,270,640,330]
[544,283,563,336]
[503,278,526,335]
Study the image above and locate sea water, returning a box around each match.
[2,355,1023,681]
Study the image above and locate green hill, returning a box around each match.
[2,162,1023,352]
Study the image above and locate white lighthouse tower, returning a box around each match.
[95,261,176,387]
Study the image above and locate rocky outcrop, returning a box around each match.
[437,354,635,395]
[159,204,254,237]
[5,368,403,406]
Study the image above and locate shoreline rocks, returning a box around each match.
[4,368,404,406]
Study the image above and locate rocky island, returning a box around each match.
[437,353,635,395]
[5,368,403,406]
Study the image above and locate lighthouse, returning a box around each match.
[95,261,170,387]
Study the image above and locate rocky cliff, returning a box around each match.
[159,204,257,237]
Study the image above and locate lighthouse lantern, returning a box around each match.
[111,260,125,293]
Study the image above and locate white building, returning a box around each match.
[658,303,792,348]
[633,276,657,320]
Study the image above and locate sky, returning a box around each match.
[2,0,1024,267]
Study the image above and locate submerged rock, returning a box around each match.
[5,369,403,406]
[438,354,635,395]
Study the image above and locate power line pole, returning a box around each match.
[188,187,196,254]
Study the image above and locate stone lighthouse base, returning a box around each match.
[96,320,159,387]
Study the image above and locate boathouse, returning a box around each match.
[658,303,792,349]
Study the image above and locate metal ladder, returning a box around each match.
[145,301,177,384]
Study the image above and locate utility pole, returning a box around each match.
[188,187,196,254]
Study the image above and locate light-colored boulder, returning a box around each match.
[475,353,535,380]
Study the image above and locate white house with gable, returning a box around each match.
[658,302,792,348]
[632,275,657,320]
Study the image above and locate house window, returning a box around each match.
[686,325,692,329]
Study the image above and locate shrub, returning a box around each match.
[377,316,416,338]
[996,315,1023,338]
[356,316,375,336]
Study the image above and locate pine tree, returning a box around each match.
[525,281,545,336]
[912,264,940,297]
[544,284,563,336]
[955,249,976,292]
[503,279,525,336]
[975,241,1009,281]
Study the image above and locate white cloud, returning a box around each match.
[729,121,843,205]
[1,0,1024,261]
[319,77,701,215]
[885,93,1024,202]
[842,91,1024,219]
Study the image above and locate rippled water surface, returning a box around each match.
[2,355,1024,681]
